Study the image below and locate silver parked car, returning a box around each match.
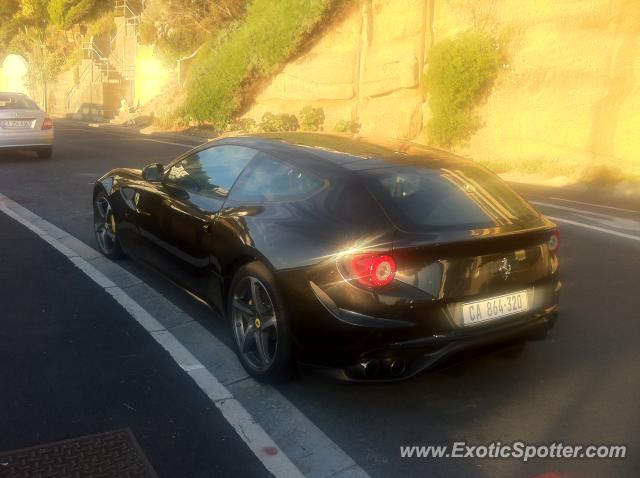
[0,92,54,159]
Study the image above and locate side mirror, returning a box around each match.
[142,163,164,182]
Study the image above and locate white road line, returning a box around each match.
[530,201,614,219]
[548,197,639,214]
[0,193,304,478]
[141,138,198,148]
[546,215,640,242]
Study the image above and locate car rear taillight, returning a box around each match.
[349,253,397,287]
[548,230,560,254]
[41,118,53,130]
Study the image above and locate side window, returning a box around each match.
[228,153,326,203]
[165,145,257,198]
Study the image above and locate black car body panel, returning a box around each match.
[94,133,560,381]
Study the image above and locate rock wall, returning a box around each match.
[245,0,640,170]
[437,0,640,170]
[245,0,430,139]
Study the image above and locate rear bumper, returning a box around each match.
[0,130,54,149]
[312,305,559,382]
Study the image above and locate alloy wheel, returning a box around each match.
[94,195,117,255]
[231,276,278,372]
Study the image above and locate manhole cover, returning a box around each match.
[0,429,157,478]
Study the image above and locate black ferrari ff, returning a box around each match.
[93,133,560,382]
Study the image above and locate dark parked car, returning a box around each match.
[93,133,560,382]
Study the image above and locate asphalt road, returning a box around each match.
[0,210,269,477]
[1,121,639,478]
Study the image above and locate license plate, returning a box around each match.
[0,120,32,129]
[462,290,529,326]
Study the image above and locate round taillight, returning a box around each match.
[350,253,397,287]
[41,118,53,130]
[548,230,560,254]
[371,255,396,286]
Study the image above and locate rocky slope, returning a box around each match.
[245,0,640,180]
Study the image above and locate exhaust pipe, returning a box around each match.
[360,360,380,379]
[388,358,407,377]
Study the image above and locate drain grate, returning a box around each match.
[0,429,158,478]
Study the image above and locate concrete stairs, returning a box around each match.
[48,1,140,119]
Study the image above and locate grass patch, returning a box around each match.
[425,30,506,149]
[476,157,579,177]
[184,0,341,128]
[139,0,246,64]
[151,104,192,130]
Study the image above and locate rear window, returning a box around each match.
[0,94,36,110]
[365,164,540,232]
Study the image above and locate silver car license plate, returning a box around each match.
[0,120,33,129]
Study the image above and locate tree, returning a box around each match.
[17,0,49,24]
[0,0,46,58]
[0,0,20,19]
[48,0,99,29]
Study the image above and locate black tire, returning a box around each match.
[36,147,52,159]
[228,262,294,382]
[93,190,124,259]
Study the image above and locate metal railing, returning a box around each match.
[65,61,92,113]
[63,1,142,116]
[115,0,140,19]
[111,0,140,86]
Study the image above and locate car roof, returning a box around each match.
[211,132,470,176]
[0,92,29,97]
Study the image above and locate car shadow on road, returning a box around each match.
[0,150,46,163]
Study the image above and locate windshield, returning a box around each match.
[0,94,37,110]
[365,163,541,232]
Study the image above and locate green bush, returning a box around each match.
[425,30,505,148]
[0,1,46,56]
[88,11,116,37]
[225,117,258,132]
[334,119,360,133]
[48,0,99,29]
[259,112,299,132]
[299,105,325,131]
[184,0,340,128]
